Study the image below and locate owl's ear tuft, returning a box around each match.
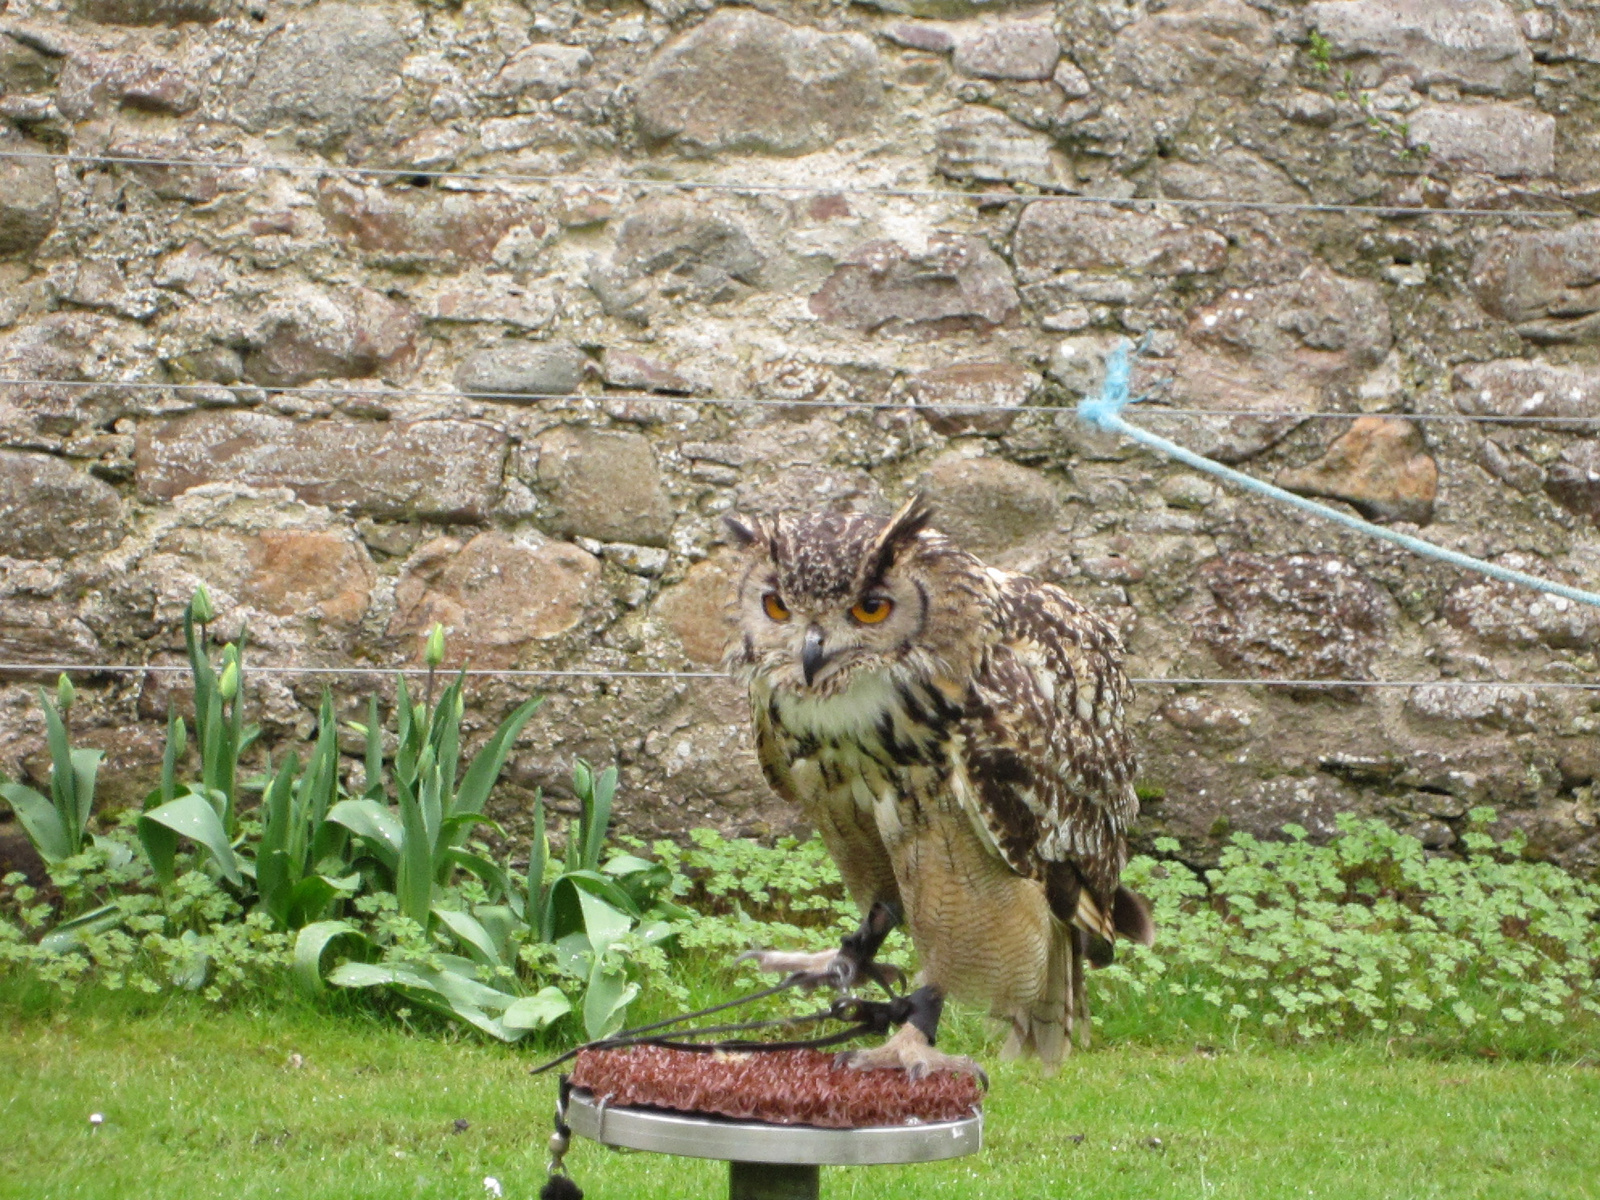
[861,493,934,585]
[722,513,765,549]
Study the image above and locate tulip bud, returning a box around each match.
[425,622,446,669]
[218,660,239,702]
[190,583,215,625]
[56,673,76,713]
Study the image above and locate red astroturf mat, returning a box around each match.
[568,1046,982,1129]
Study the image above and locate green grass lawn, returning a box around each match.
[4,982,1599,1200]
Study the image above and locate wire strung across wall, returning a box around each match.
[0,375,1589,426]
[0,146,1585,222]
[0,662,1592,691]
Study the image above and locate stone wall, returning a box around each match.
[2,0,1600,875]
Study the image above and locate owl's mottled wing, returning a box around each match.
[953,572,1138,912]
[750,695,901,913]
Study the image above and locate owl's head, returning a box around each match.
[723,496,988,697]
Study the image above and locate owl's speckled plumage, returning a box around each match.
[725,497,1149,1065]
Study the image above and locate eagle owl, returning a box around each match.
[724,496,1152,1076]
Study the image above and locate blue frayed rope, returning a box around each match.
[1079,340,1600,612]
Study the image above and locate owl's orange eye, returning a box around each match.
[850,597,894,624]
[763,593,791,622]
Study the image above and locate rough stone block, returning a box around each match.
[0,141,58,257]
[917,452,1061,558]
[1171,269,1393,461]
[0,313,154,441]
[1013,201,1227,280]
[0,451,123,559]
[1112,0,1275,96]
[1442,554,1600,649]
[478,115,555,154]
[1471,223,1600,340]
[1222,775,1376,844]
[810,235,1019,336]
[1276,417,1437,525]
[57,47,201,119]
[936,107,1066,189]
[240,528,374,628]
[243,285,419,387]
[108,134,238,203]
[0,35,59,91]
[1406,103,1554,177]
[902,361,1034,436]
[427,274,557,331]
[884,22,954,53]
[1198,553,1394,691]
[316,180,534,268]
[121,498,380,655]
[1159,694,1254,744]
[233,3,408,145]
[1053,59,1091,98]
[0,593,101,663]
[612,198,763,296]
[1453,358,1600,429]
[389,532,601,667]
[1154,148,1310,204]
[456,341,587,399]
[652,553,737,665]
[601,350,693,394]
[635,10,883,156]
[491,43,592,98]
[1405,683,1538,733]
[120,58,196,116]
[951,20,1059,80]
[76,0,225,23]
[136,411,506,521]
[382,127,467,173]
[861,0,1040,14]
[1543,442,1600,523]
[535,425,673,548]
[1305,0,1532,96]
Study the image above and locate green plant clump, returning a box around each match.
[1102,814,1600,1045]
[0,592,681,1043]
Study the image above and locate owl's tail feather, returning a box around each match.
[1017,877,1154,1065]
[1003,920,1077,1070]
[1113,885,1156,947]
[1048,864,1155,965]
[1072,889,1119,968]
[1071,888,1115,942]
[1079,885,1155,968]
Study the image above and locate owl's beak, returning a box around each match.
[801,625,827,686]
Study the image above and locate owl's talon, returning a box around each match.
[837,1022,988,1088]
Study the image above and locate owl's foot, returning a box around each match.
[737,901,903,994]
[836,1023,988,1087]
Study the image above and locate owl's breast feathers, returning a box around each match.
[751,568,1138,914]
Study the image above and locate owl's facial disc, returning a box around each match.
[727,503,937,695]
[746,575,923,693]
